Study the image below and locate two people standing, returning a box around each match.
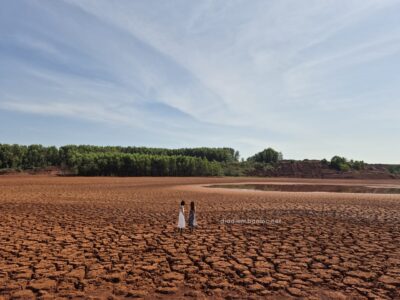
[177,200,197,234]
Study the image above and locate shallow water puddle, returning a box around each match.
[209,183,400,194]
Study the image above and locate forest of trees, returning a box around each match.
[0,144,60,169]
[67,152,223,176]
[58,145,238,164]
[0,144,229,176]
[1,143,395,177]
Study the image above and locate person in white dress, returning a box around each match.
[177,200,186,234]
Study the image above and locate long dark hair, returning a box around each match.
[180,200,185,206]
[190,201,195,211]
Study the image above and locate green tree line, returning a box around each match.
[3,144,392,177]
[0,144,228,176]
[59,145,238,163]
[0,144,59,169]
[70,152,222,176]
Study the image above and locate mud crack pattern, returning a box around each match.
[0,177,399,299]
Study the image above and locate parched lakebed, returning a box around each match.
[0,176,400,299]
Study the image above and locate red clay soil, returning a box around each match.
[0,176,399,299]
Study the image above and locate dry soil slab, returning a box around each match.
[0,176,399,299]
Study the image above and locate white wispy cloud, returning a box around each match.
[0,0,399,161]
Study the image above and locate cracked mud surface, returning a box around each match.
[0,176,399,299]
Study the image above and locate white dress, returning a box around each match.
[177,205,186,228]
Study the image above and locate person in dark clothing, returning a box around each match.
[188,201,197,233]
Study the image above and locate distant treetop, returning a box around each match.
[247,148,283,164]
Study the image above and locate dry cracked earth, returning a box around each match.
[0,176,399,299]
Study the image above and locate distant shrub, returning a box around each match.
[249,162,275,174]
[338,163,350,172]
[321,158,329,165]
[351,160,365,170]
[389,165,400,174]
[222,162,245,176]
[330,156,364,172]
[330,156,348,171]
[248,148,282,164]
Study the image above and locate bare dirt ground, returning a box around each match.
[0,176,399,299]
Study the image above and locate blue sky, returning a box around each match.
[1,0,399,163]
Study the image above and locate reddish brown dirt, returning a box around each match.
[0,176,399,299]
